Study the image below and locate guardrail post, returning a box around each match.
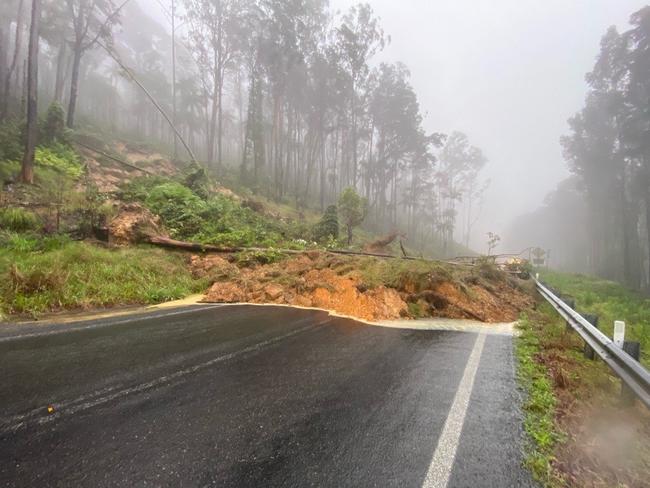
[563,296,575,331]
[622,341,641,405]
[621,341,641,405]
[582,314,599,360]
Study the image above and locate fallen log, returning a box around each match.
[142,235,475,266]
[144,236,304,255]
[74,139,157,176]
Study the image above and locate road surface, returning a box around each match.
[0,305,536,487]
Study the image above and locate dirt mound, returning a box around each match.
[200,253,408,321]
[198,252,532,323]
[108,203,165,245]
[426,281,530,323]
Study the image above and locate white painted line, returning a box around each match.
[422,332,487,488]
[0,305,224,343]
[0,322,323,434]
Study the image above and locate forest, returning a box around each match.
[506,6,650,293]
[0,0,489,257]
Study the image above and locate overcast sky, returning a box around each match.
[330,0,647,250]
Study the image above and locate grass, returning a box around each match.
[540,269,650,367]
[515,311,565,487]
[515,301,632,487]
[0,240,209,318]
[354,257,453,290]
[0,208,42,232]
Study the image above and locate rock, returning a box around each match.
[189,255,235,278]
[204,282,246,303]
[108,203,165,246]
[264,283,284,301]
[292,296,313,308]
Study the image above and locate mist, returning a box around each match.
[331,0,648,251]
[144,0,648,251]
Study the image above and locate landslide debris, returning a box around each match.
[108,203,166,245]
[80,141,177,193]
[197,252,532,323]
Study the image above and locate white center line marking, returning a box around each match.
[422,332,487,488]
[0,322,322,434]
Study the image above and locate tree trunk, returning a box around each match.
[207,68,218,164]
[217,66,223,172]
[347,224,353,245]
[0,26,8,105]
[21,0,40,185]
[1,0,25,120]
[53,37,66,102]
[66,42,82,128]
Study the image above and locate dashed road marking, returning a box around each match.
[0,322,322,434]
[0,305,224,343]
[422,332,487,488]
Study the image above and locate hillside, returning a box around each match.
[0,132,524,322]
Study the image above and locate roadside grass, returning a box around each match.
[540,270,650,367]
[0,240,209,318]
[516,311,565,487]
[516,302,648,487]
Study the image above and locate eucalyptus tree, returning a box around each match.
[623,7,650,285]
[334,3,386,188]
[21,0,42,184]
[436,131,486,253]
[1,0,25,120]
[40,0,73,102]
[184,0,249,169]
[367,62,439,236]
[64,0,121,128]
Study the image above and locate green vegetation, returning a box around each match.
[35,144,83,179]
[0,208,41,232]
[120,176,310,248]
[312,205,339,243]
[356,256,455,290]
[515,312,564,487]
[41,102,68,145]
[514,300,647,487]
[0,109,82,184]
[338,187,367,245]
[541,269,650,367]
[0,240,208,318]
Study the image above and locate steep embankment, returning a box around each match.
[1,136,531,322]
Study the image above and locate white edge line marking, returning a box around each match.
[422,332,487,488]
[0,305,224,343]
[0,322,321,433]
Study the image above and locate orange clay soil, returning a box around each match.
[196,252,533,323]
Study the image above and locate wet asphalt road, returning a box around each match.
[0,305,537,487]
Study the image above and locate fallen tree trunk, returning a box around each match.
[145,236,304,255]
[74,140,156,176]
[142,235,474,266]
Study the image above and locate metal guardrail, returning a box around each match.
[534,278,650,409]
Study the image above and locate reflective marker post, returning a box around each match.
[613,321,625,348]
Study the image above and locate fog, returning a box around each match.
[331,0,648,250]
[145,0,646,250]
